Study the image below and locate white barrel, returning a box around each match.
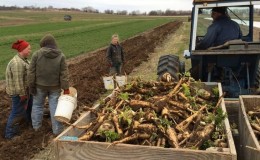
[54,87,77,123]
[115,76,126,87]
[103,76,114,90]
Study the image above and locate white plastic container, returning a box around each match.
[103,76,114,90]
[54,87,77,123]
[115,76,127,87]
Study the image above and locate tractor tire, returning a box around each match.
[157,54,181,81]
[255,62,260,88]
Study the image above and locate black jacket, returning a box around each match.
[106,43,124,65]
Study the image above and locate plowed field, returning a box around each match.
[0,21,182,160]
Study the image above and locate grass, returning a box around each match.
[0,10,183,79]
[128,22,191,81]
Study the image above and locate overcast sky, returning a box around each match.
[0,0,193,12]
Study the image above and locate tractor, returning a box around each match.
[157,0,260,98]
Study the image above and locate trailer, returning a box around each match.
[54,82,237,160]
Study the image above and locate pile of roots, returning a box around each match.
[73,74,228,150]
[247,109,260,143]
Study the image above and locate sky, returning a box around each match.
[0,0,193,12]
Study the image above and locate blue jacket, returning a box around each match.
[196,15,242,50]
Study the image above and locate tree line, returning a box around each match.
[0,5,191,16]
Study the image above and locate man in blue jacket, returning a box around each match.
[196,7,242,50]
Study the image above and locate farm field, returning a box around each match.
[0,10,186,160]
[0,10,186,79]
[2,9,260,160]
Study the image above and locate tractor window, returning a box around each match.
[196,7,250,38]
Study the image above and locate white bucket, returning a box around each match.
[54,87,77,123]
[115,76,127,87]
[103,76,114,90]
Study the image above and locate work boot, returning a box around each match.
[34,127,43,133]
[11,115,26,126]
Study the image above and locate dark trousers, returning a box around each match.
[5,95,32,139]
[109,63,122,76]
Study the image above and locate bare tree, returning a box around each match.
[104,9,114,14]
[130,10,141,16]
[82,6,99,13]
[117,10,128,15]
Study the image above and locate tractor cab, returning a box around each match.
[187,0,260,97]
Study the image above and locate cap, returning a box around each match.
[12,40,29,52]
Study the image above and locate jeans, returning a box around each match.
[5,95,32,139]
[109,63,122,76]
[31,88,63,135]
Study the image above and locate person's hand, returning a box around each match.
[20,95,28,102]
[63,89,70,95]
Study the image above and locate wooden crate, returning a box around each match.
[54,82,237,160]
[225,99,240,158]
[239,95,260,160]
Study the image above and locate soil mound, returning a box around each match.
[0,21,182,159]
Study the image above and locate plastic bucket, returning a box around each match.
[54,87,77,123]
[103,76,114,90]
[115,76,126,87]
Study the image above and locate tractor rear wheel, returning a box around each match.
[157,54,183,81]
[255,62,260,90]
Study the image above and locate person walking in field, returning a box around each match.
[106,34,125,75]
[28,34,70,135]
[5,40,33,139]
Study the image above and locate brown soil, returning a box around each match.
[0,21,182,160]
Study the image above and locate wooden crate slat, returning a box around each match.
[56,141,234,160]
[239,95,260,160]
[218,83,237,156]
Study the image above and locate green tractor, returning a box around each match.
[157,0,260,98]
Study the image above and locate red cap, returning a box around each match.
[12,40,29,52]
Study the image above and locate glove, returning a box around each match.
[63,89,70,95]
[20,95,28,102]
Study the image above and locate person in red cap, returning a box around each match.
[5,40,33,139]
[28,34,70,135]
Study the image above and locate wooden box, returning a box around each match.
[239,95,260,160]
[54,82,237,160]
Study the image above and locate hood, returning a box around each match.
[41,47,61,59]
[40,34,57,49]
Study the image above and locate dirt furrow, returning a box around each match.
[0,20,182,160]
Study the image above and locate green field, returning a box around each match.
[0,10,185,79]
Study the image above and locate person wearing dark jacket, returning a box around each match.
[196,7,242,50]
[28,34,70,135]
[106,34,125,75]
